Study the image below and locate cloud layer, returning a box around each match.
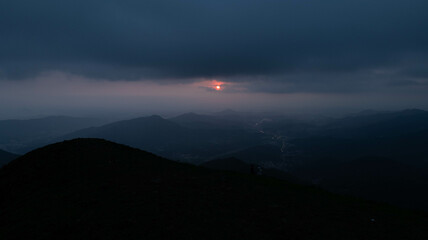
[1,0,428,94]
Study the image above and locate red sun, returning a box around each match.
[215,85,221,90]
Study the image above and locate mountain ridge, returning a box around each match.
[54,115,262,163]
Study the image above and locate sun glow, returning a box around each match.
[193,79,226,91]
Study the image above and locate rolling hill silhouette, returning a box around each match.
[1,138,427,239]
[0,149,19,167]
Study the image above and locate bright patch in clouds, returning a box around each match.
[209,80,225,91]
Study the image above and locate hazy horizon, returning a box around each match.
[2,105,428,122]
[1,1,428,119]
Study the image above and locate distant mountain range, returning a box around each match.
[52,115,263,163]
[1,138,427,239]
[242,109,428,168]
[287,109,428,168]
[0,116,106,153]
[2,109,428,212]
[258,109,428,138]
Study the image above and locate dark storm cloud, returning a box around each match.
[1,0,428,87]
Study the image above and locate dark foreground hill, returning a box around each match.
[201,157,301,183]
[0,149,19,167]
[295,157,428,211]
[1,139,427,239]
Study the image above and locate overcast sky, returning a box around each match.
[1,0,428,119]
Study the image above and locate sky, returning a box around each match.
[1,0,428,119]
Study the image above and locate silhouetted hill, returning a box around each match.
[295,156,428,211]
[58,116,262,163]
[332,157,428,209]
[218,144,288,169]
[1,138,427,239]
[202,157,257,173]
[0,116,106,153]
[201,157,300,183]
[0,149,19,167]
